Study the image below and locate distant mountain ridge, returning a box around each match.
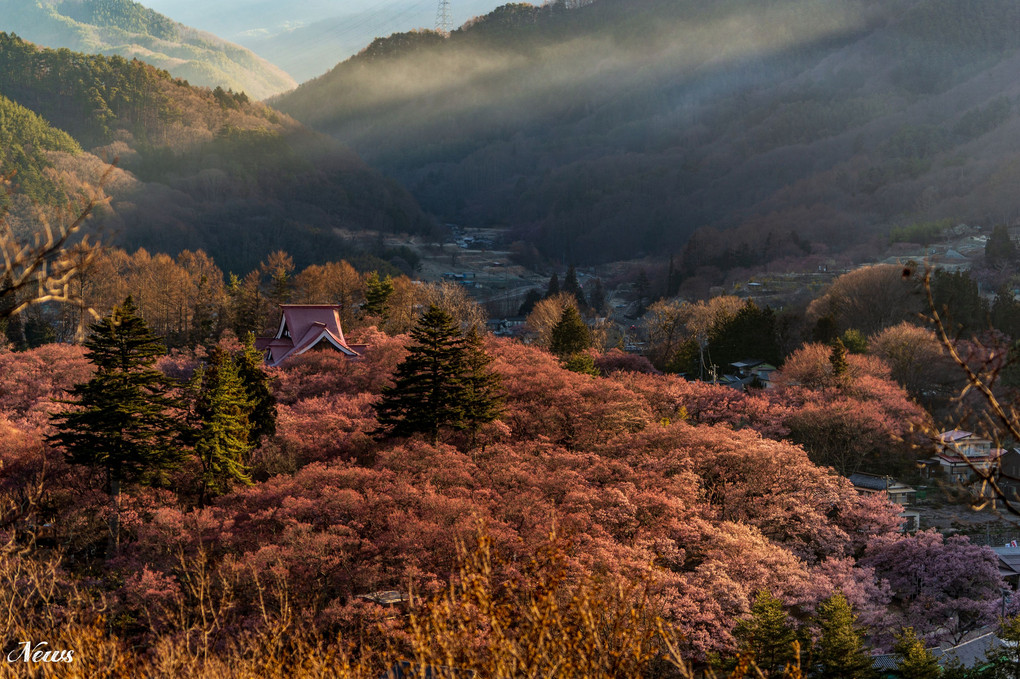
[138,0,504,82]
[0,33,433,274]
[0,0,296,98]
[274,0,1020,268]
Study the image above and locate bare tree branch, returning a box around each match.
[0,162,115,321]
[923,268,1020,517]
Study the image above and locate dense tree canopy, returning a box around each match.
[48,297,183,548]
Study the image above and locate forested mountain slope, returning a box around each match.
[275,0,1020,265]
[0,93,81,206]
[0,0,296,98]
[0,33,433,274]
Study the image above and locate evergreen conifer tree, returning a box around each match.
[992,286,1020,340]
[545,272,560,298]
[812,314,839,344]
[563,265,584,307]
[462,327,504,448]
[236,332,277,447]
[930,269,988,336]
[518,289,542,316]
[893,627,941,679]
[269,262,293,306]
[734,590,799,677]
[564,352,599,376]
[190,346,254,505]
[708,301,780,367]
[840,329,869,355]
[364,272,395,318]
[375,305,471,444]
[229,271,267,337]
[829,338,849,378]
[987,224,1019,268]
[813,593,875,679]
[550,303,591,358]
[49,297,183,551]
[589,278,607,315]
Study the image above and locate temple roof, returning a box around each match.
[255,305,360,367]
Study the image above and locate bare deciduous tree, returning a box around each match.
[923,269,1020,516]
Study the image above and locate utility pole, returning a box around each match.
[435,0,452,33]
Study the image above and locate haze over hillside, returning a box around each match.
[0,33,432,274]
[140,0,504,82]
[275,0,1020,270]
[0,0,297,98]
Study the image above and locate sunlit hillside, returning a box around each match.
[276,0,1020,267]
[0,0,296,98]
[0,33,432,274]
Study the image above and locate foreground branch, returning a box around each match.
[924,269,1020,516]
[0,163,114,321]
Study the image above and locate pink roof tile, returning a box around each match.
[256,305,361,366]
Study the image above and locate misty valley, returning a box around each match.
[4,0,1020,677]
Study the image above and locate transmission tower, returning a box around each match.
[435,0,452,33]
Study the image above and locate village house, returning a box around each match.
[719,359,778,391]
[254,304,366,367]
[999,448,1020,482]
[931,430,1001,483]
[992,546,1020,591]
[849,473,916,505]
[848,473,920,532]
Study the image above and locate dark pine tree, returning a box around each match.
[188,273,219,346]
[588,278,607,315]
[518,288,542,316]
[236,332,277,448]
[49,297,183,552]
[562,265,584,307]
[550,303,591,358]
[707,300,780,368]
[930,270,988,336]
[363,272,395,318]
[375,305,471,444]
[190,346,254,506]
[992,286,1020,340]
[986,224,1019,269]
[228,271,267,338]
[840,329,869,355]
[812,313,839,344]
[829,338,850,379]
[545,272,560,298]
[462,327,504,449]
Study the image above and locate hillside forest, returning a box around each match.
[0,31,435,276]
[9,0,1020,676]
[0,0,296,98]
[276,0,1020,280]
[3,232,1020,675]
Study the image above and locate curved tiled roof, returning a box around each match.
[254,305,360,366]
